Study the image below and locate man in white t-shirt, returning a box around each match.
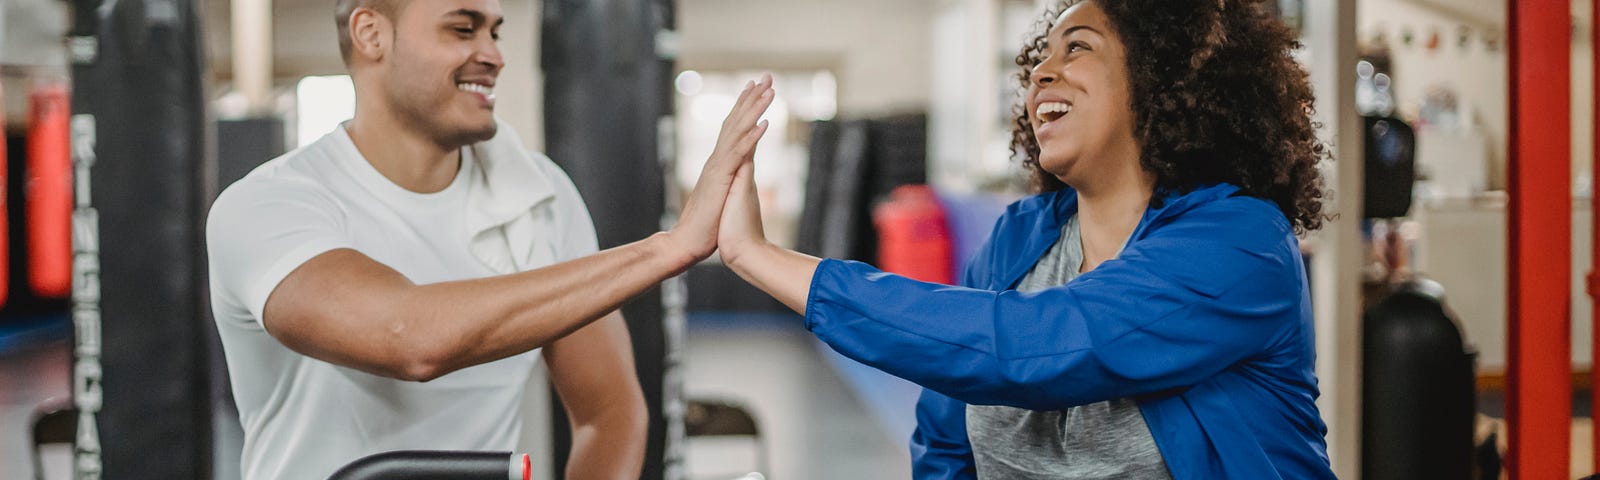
[204,0,774,478]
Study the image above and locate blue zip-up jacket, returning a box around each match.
[803,183,1334,479]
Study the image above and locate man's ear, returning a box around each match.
[348,8,391,64]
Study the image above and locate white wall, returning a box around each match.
[929,0,996,192]
[496,0,544,151]
[0,0,69,127]
[1357,0,1510,188]
[676,0,933,117]
[1415,200,1596,370]
[1358,0,1595,191]
[0,0,67,67]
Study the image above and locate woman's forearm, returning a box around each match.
[726,242,822,314]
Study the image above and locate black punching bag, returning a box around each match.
[1363,115,1416,219]
[542,0,672,478]
[70,0,214,478]
[1362,280,1476,480]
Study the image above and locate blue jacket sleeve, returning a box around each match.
[910,388,978,479]
[803,202,1303,410]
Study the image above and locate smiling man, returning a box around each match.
[204,0,774,478]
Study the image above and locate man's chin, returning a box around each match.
[441,120,498,147]
[466,121,498,143]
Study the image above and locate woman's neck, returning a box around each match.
[1073,166,1155,273]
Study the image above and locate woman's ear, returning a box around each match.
[348,8,391,64]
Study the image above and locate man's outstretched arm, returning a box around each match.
[253,75,775,382]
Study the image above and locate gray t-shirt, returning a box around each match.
[965,216,1173,479]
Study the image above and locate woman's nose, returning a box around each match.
[1030,65,1058,87]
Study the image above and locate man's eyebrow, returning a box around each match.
[443,8,503,28]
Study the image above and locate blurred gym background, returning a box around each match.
[0,0,1594,479]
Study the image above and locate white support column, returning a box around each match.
[927,0,1001,192]
[497,0,544,151]
[1305,1,1364,478]
[498,1,551,477]
[969,0,1000,186]
[231,0,273,113]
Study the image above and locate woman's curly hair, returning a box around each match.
[1012,0,1328,233]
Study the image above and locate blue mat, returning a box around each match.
[0,313,71,354]
[686,311,804,333]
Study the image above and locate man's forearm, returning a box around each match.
[397,232,693,380]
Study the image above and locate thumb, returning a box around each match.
[733,155,757,195]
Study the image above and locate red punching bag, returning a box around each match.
[873,185,954,284]
[26,83,71,299]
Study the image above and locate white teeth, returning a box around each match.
[1036,101,1072,118]
[457,83,495,99]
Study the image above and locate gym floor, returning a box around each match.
[682,313,910,479]
[10,316,1600,478]
[1,339,70,479]
[0,312,910,480]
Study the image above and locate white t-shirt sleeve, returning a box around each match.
[207,178,352,328]
[536,154,600,260]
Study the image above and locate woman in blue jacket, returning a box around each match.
[710,0,1334,478]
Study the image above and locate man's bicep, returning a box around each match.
[207,181,352,322]
[207,182,419,377]
[259,248,419,377]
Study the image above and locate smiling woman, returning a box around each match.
[1012,0,1327,235]
[711,1,1336,479]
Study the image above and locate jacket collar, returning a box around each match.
[995,183,1242,289]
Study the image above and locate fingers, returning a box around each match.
[720,80,756,132]
[721,74,772,129]
[736,73,772,118]
[732,78,775,131]
[703,117,768,185]
[696,119,765,184]
[720,74,775,139]
[731,120,771,159]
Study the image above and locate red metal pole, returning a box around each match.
[1592,0,1600,472]
[1508,0,1573,478]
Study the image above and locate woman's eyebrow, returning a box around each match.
[1060,24,1102,40]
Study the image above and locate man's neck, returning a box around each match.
[345,105,462,194]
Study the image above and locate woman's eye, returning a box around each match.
[1068,41,1089,53]
[455,27,474,35]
